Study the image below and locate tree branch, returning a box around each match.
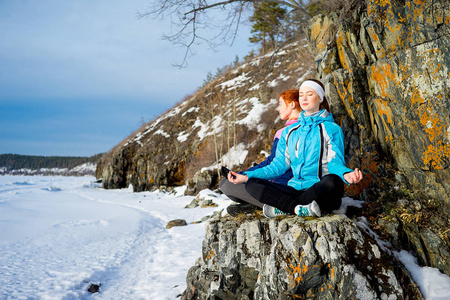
[139,0,312,67]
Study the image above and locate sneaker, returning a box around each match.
[263,204,288,218]
[227,203,258,217]
[294,200,321,217]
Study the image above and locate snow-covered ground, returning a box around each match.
[0,176,230,299]
[0,176,449,299]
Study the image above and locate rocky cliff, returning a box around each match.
[183,214,422,299]
[305,0,450,276]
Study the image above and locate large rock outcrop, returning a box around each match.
[183,214,422,299]
[306,0,450,275]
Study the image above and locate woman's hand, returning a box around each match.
[228,171,248,184]
[344,168,363,184]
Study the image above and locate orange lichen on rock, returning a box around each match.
[309,15,335,53]
[333,75,356,120]
[423,143,449,170]
[375,98,393,125]
[420,108,449,170]
[336,31,350,70]
[408,77,450,170]
[370,62,397,98]
[367,0,390,15]
[366,26,386,59]
[206,250,215,260]
[285,257,310,289]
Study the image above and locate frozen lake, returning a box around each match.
[0,175,229,299]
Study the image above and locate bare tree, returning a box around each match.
[138,0,312,67]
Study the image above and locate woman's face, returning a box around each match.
[277,96,293,120]
[299,86,321,114]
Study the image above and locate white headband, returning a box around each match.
[300,80,325,102]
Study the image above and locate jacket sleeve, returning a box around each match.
[244,138,279,172]
[244,130,290,180]
[325,123,353,183]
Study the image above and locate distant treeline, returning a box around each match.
[0,153,103,170]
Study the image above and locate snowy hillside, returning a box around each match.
[96,39,317,191]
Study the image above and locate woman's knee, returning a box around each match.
[219,178,228,191]
[321,174,344,195]
[219,178,237,194]
[244,178,258,194]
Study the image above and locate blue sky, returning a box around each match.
[0,0,253,157]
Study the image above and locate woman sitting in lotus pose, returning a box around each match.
[220,89,301,216]
[227,79,363,218]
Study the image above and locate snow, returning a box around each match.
[218,72,251,91]
[182,107,199,117]
[154,129,170,138]
[177,131,190,143]
[249,83,260,91]
[69,162,97,173]
[192,117,209,140]
[396,250,450,300]
[200,143,248,174]
[0,175,229,299]
[1,176,449,299]
[332,197,364,215]
[236,97,277,131]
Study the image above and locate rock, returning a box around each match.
[185,199,199,209]
[198,199,213,207]
[199,199,218,208]
[184,170,218,196]
[182,215,422,299]
[166,219,187,229]
[88,283,101,293]
[200,215,212,223]
[185,195,218,209]
[306,0,450,276]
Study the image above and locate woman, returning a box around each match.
[228,79,363,218]
[220,89,302,216]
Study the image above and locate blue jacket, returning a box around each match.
[241,119,298,185]
[245,109,352,190]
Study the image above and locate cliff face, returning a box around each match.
[183,215,422,299]
[306,0,450,275]
[308,0,450,206]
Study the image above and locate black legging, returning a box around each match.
[245,174,344,214]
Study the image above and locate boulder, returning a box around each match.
[166,219,187,229]
[182,215,422,299]
[185,170,218,196]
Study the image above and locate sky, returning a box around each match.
[0,0,253,157]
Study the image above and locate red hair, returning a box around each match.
[279,89,299,107]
